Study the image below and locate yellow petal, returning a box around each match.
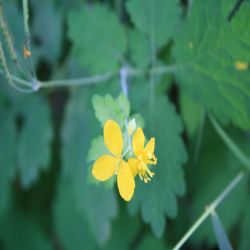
[143,138,157,164]
[145,137,155,154]
[128,158,138,177]
[132,127,145,156]
[117,161,135,201]
[104,120,123,156]
[92,155,118,181]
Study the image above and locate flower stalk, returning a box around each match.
[173,171,245,250]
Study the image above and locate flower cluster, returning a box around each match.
[92,119,157,201]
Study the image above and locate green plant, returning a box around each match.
[0,0,250,249]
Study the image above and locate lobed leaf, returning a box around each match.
[87,136,108,163]
[67,3,126,73]
[31,0,63,64]
[17,95,53,188]
[54,178,97,250]
[129,92,187,237]
[173,0,250,130]
[0,107,16,213]
[127,29,151,68]
[126,0,181,50]
[0,209,52,250]
[60,88,118,244]
[190,125,249,247]
[136,235,170,250]
[92,93,130,128]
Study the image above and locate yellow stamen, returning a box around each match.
[145,167,154,178]
[137,161,155,183]
[138,173,143,180]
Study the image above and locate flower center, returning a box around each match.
[138,156,154,183]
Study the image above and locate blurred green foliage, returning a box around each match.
[0,0,250,250]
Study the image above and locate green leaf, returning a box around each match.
[173,0,250,130]
[101,206,140,250]
[136,235,170,250]
[92,93,130,128]
[239,200,250,250]
[61,88,98,177]
[129,113,145,129]
[180,90,203,139]
[0,209,52,250]
[128,29,151,68]
[31,0,63,64]
[128,94,187,237]
[190,125,249,247]
[72,170,117,245]
[0,107,16,213]
[17,95,53,189]
[54,178,97,250]
[87,136,108,163]
[61,89,118,244]
[126,0,181,49]
[67,3,126,73]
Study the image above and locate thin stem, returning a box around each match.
[127,64,181,77]
[0,68,32,87]
[11,74,33,87]
[212,171,245,208]
[149,64,183,75]
[22,0,30,38]
[209,114,250,169]
[1,64,183,92]
[173,171,245,250]
[40,72,114,88]
[120,67,128,96]
[173,207,211,250]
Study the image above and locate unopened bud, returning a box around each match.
[127,118,136,136]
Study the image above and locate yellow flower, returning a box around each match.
[128,128,157,183]
[92,119,135,201]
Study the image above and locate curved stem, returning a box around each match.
[11,74,33,87]
[173,171,245,250]
[0,69,32,87]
